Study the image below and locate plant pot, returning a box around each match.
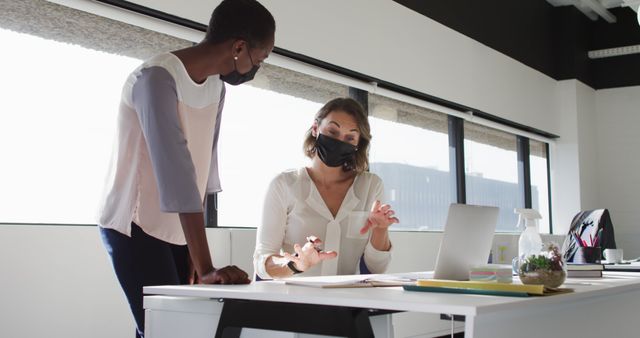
[519,269,567,288]
[518,242,567,288]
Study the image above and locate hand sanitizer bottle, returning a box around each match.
[512,208,543,273]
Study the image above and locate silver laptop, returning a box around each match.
[433,204,499,280]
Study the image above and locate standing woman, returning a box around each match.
[97,1,275,337]
[254,98,399,279]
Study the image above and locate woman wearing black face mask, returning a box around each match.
[253,98,400,280]
[97,1,274,337]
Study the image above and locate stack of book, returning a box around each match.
[566,263,603,278]
[469,264,513,283]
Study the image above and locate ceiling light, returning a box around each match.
[588,44,640,58]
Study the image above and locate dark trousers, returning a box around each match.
[100,223,190,338]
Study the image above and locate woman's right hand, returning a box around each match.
[283,236,337,272]
[199,265,251,284]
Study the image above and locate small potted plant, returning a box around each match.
[518,242,567,288]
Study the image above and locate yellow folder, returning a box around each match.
[416,279,547,295]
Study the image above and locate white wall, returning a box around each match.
[551,83,640,257]
[551,82,640,257]
[595,86,640,259]
[551,80,585,233]
[576,81,599,210]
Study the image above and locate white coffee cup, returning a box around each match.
[603,248,624,263]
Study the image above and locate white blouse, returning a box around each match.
[97,53,224,245]
[253,168,392,280]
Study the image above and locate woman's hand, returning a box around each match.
[360,200,399,235]
[198,265,251,284]
[283,236,337,272]
[188,255,198,284]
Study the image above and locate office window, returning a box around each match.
[368,94,452,231]
[530,140,551,233]
[217,64,349,227]
[0,0,555,232]
[464,122,520,232]
[0,0,191,224]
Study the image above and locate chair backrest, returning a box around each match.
[562,209,617,262]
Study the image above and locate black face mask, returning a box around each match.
[315,133,357,168]
[220,48,259,86]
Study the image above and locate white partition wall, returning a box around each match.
[0,226,231,338]
[0,226,133,338]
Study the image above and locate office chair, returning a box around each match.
[562,209,617,262]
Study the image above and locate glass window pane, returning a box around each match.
[368,94,452,231]
[530,140,551,233]
[0,1,191,224]
[464,122,520,232]
[217,64,348,227]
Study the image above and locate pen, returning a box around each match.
[573,233,583,247]
[593,228,603,247]
[306,236,323,252]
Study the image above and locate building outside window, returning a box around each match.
[464,122,521,232]
[368,94,452,231]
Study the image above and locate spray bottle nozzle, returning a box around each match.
[514,208,542,230]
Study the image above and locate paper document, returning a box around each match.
[284,274,416,288]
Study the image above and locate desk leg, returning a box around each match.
[214,299,375,338]
[214,326,241,338]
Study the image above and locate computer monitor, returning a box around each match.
[433,204,499,281]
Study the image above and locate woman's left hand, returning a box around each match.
[360,200,399,234]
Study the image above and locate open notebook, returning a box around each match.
[283,273,429,288]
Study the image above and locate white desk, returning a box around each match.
[144,272,640,338]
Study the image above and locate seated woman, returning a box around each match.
[253,97,399,279]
